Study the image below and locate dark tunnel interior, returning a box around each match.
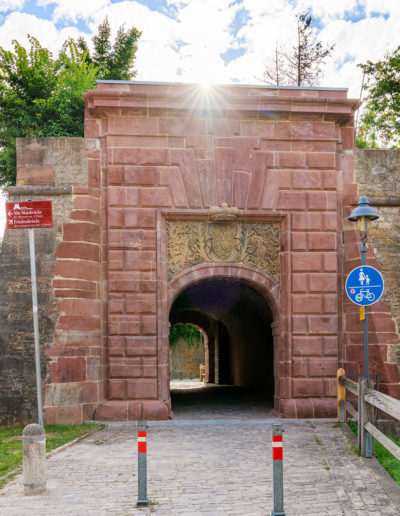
[169,278,275,414]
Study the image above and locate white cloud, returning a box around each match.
[38,0,111,23]
[164,0,239,83]
[0,11,87,52]
[361,0,400,16]
[78,1,182,81]
[319,12,400,97]
[67,0,240,84]
[298,0,359,21]
[0,0,24,12]
[0,0,399,98]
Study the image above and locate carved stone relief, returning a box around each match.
[167,220,280,281]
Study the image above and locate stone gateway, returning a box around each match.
[1,82,399,425]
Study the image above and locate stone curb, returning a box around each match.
[45,424,106,459]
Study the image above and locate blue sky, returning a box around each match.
[0,0,399,94]
[0,0,399,232]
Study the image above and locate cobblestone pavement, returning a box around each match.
[1,418,399,516]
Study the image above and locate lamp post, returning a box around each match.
[348,196,379,379]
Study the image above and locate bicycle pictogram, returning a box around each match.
[355,289,375,303]
[346,266,384,307]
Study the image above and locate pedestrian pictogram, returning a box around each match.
[345,266,384,306]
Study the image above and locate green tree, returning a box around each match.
[263,10,334,87]
[77,17,141,80]
[0,37,97,186]
[0,18,141,187]
[169,324,203,349]
[357,46,400,148]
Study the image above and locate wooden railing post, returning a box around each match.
[359,378,374,458]
[337,368,346,422]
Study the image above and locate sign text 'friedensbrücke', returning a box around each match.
[6,200,53,229]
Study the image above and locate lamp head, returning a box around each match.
[348,196,379,222]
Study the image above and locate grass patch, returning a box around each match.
[0,423,103,488]
[347,421,400,485]
[314,437,323,445]
[322,458,330,471]
[348,420,358,436]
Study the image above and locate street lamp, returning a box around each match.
[348,196,379,379]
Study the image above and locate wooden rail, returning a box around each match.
[339,375,358,395]
[337,368,400,459]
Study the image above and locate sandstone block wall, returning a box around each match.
[0,138,101,425]
[84,82,360,419]
[1,83,399,426]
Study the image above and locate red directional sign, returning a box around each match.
[6,200,53,229]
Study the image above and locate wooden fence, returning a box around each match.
[337,368,400,459]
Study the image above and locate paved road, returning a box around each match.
[1,418,399,515]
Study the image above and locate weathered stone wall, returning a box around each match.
[169,337,205,379]
[355,149,400,334]
[355,149,400,383]
[342,149,400,398]
[0,138,99,426]
[0,198,61,426]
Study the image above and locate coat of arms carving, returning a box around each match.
[206,222,241,262]
[167,215,280,281]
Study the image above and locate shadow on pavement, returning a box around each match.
[170,380,276,419]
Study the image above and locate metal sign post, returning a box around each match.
[345,264,383,458]
[345,264,384,382]
[28,228,44,427]
[6,200,53,426]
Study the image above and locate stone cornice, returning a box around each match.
[7,185,73,196]
[83,82,360,125]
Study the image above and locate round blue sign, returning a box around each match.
[345,266,384,306]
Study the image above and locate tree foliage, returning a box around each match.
[169,324,203,348]
[357,46,400,148]
[0,36,97,186]
[77,17,141,81]
[0,18,141,187]
[263,10,334,87]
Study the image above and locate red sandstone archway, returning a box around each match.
[161,263,282,414]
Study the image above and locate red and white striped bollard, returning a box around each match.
[271,424,285,516]
[137,420,148,506]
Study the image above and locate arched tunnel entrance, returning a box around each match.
[169,276,275,418]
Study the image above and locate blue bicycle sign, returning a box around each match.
[345,266,384,306]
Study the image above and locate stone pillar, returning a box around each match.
[23,424,46,495]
